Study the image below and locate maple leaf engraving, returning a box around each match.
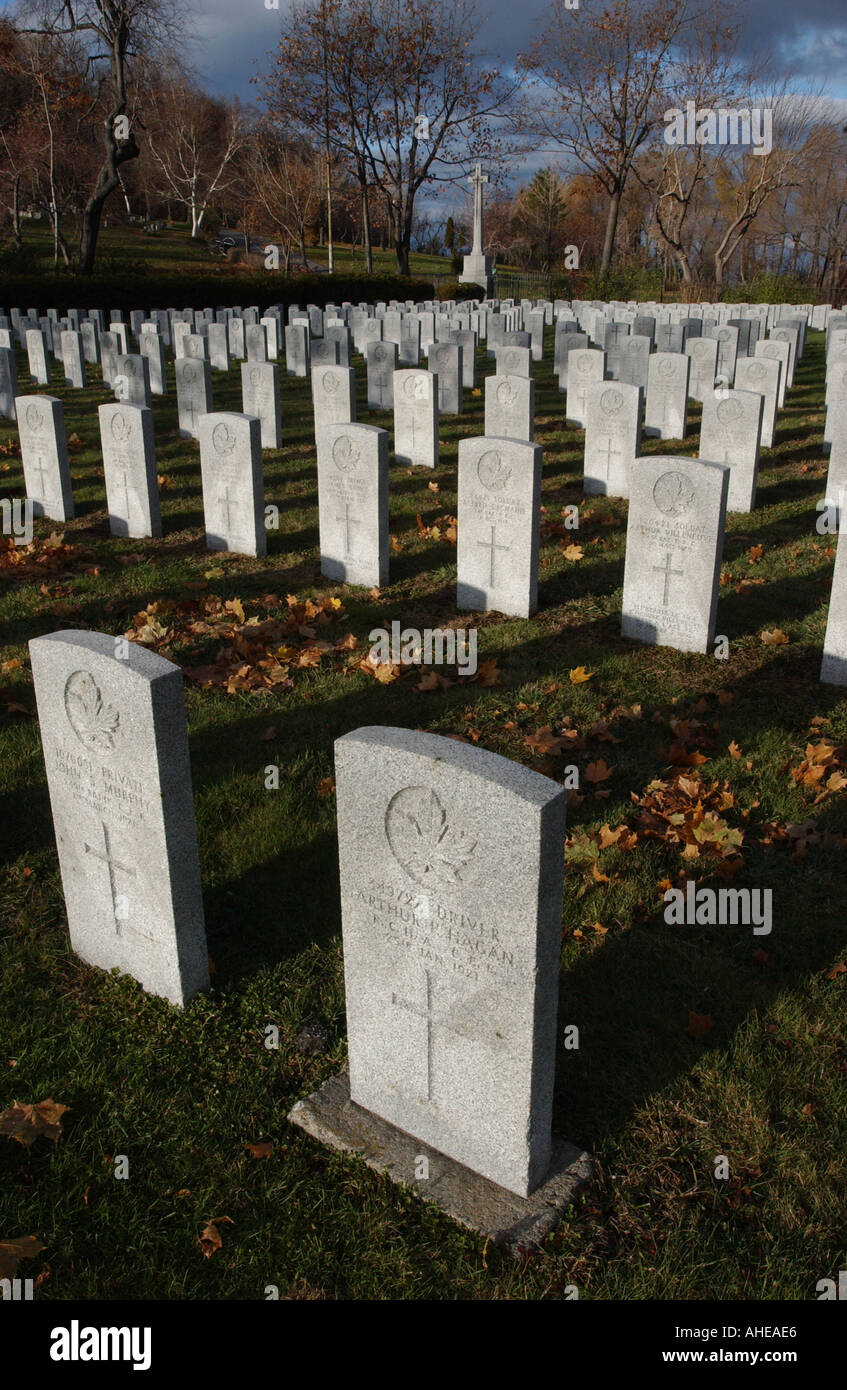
[386,787,476,887]
[64,671,120,751]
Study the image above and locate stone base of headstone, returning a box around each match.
[288,1069,593,1251]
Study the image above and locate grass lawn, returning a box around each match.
[4,222,449,282]
[0,318,845,1301]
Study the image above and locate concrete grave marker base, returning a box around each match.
[289,1069,594,1251]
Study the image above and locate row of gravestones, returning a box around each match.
[15,295,847,1244]
[15,370,846,646]
[28,629,592,1240]
[5,297,847,640]
[25,530,847,1239]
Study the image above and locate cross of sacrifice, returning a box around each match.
[467,162,489,256]
[652,551,685,606]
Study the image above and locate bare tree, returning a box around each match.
[145,69,247,238]
[265,0,515,276]
[18,0,182,273]
[710,89,823,287]
[519,0,710,281]
[244,126,325,269]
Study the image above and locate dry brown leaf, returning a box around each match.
[199,1216,233,1259]
[414,670,452,691]
[243,1141,273,1160]
[584,758,613,784]
[0,1099,69,1147]
[0,1235,45,1280]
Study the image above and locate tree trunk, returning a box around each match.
[78,121,140,275]
[361,182,373,274]
[11,174,21,247]
[599,186,622,281]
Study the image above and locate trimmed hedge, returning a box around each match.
[435,278,485,303]
[0,270,436,314]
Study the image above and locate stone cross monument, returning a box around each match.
[459,161,494,296]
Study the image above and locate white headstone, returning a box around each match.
[28,630,209,1007]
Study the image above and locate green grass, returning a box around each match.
[3,222,448,280]
[0,324,845,1301]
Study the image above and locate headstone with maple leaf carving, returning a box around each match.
[139,329,168,394]
[366,340,398,410]
[311,364,355,434]
[644,352,689,442]
[734,356,781,451]
[684,336,718,403]
[393,369,438,469]
[25,328,50,386]
[622,455,728,654]
[284,323,309,378]
[15,394,74,522]
[115,354,152,410]
[240,362,282,449]
[99,402,162,540]
[199,412,266,557]
[554,329,588,390]
[175,357,212,440]
[61,331,86,390]
[457,435,541,618]
[699,388,763,512]
[484,374,535,444]
[28,630,209,1007]
[495,345,531,379]
[584,380,642,497]
[316,421,388,586]
[425,342,463,415]
[565,347,605,428]
[287,726,592,1227]
[754,339,789,409]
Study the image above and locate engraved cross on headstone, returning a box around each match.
[478,524,511,587]
[595,436,622,479]
[391,968,476,1103]
[114,469,131,522]
[652,551,684,606]
[219,485,237,529]
[83,820,160,945]
[29,455,49,497]
[336,501,359,558]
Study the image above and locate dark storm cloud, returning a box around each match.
[192,0,847,102]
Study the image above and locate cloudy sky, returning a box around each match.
[192,0,847,103]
